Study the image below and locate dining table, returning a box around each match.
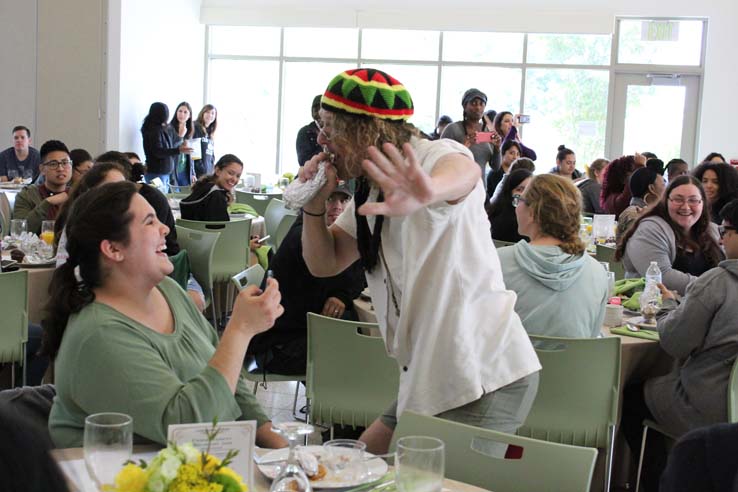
[52,446,491,492]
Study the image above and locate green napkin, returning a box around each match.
[622,291,642,311]
[254,245,270,270]
[228,202,259,216]
[614,277,645,296]
[610,326,660,341]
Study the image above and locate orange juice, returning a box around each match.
[40,231,55,245]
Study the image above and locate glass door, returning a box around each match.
[608,73,700,163]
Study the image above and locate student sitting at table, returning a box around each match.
[247,182,365,375]
[621,197,738,491]
[497,174,608,338]
[615,167,665,242]
[488,169,533,244]
[180,154,243,221]
[44,181,286,448]
[615,175,723,295]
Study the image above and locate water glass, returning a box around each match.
[323,439,367,482]
[607,271,616,299]
[10,219,26,240]
[395,436,445,492]
[84,413,133,490]
[278,177,290,190]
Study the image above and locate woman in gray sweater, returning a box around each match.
[615,175,723,295]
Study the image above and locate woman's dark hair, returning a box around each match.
[170,101,194,139]
[54,162,129,240]
[601,155,638,202]
[131,162,146,182]
[666,158,688,177]
[501,139,521,156]
[493,111,513,137]
[123,151,141,162]
[95,151,133,178]
[615,175,721,266]
[488,169,533,219]
[0,407,69,492]
[692,161,738,221]
[191,153,243,196]
[556,145,574,163]
[69,148,92,170]
[509,157,535,173]
[628,167,659,199]
[646,158,665,175]
[42,181,138,359]
[196,104,218,138]
[721,199,738,226]
[141,102,169,131]
[702,152,726,163]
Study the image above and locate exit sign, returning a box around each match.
[641,21,680,42]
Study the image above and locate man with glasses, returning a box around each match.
[0,125,41,182]
[300,68,540,454]
[13,140,72,234]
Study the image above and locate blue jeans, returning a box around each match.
[144,173,170,193]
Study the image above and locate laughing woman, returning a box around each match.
[180,154,243,222]
[45,181,286,448]
[615,176,723,295]
[691,161,738,224]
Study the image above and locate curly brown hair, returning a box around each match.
[523,174,585,255]
[327,111,420,178]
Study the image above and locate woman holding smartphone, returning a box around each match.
[494,111,537,161]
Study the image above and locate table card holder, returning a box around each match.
[592,214,616,246]
[168,420,256,491]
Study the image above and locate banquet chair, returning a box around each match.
[169,185,191,194]
[393,411,597,492]
[174,226,220,327]
[517,335,621,492]
[596,244,625,281]
[635,355,738,492]
[493,239,515,248]
[306,313,399,436]
[263,199,298,252]
[235,191,283,217]
[0,269,29,387]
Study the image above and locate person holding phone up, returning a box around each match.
[493,111,537,162]
[441,88,501,186]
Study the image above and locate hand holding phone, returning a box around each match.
[516,114,530,124]
[475,132,494,144]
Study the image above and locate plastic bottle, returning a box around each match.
[640,261,662,317]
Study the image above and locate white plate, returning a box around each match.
[625,315,657,330]
[257,445,388,489]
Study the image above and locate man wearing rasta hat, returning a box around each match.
[299,68,540,453]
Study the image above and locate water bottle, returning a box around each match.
[640,261,662,320]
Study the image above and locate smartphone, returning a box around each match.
[475,132,494,144]
[257,235,271,244]
[517,114,531,124]
[231,270,251,291]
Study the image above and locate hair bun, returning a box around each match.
[558,145,567,151]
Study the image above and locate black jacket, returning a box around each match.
[141,125,179,175]
[248,215,365,354]
[138,184,180,255]
[295,122,321,166]
[179,184,230,222]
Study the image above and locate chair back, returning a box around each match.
[729,356,738,423]
[169,185,191,194]
[493,239,515,248]
[393,411,597,492]
[174,226,220,304]
[518,335,620,449]
[0,192,11,236]
[264,199,298,251]
[235,191,283,217]
[0,270,29,371]
[176,218,251,282]
[166,192,190,200]
[306,313,399,429]
[595,244,625,281]
[167,250,191,290]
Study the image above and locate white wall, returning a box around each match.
[201,0,738,162]
[114,0,205,156]
[0,1,37,146]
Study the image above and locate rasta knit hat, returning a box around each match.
[321,68,414,121]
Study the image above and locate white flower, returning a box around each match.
[178,442,201,464]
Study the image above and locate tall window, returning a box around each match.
[206,21,705,181]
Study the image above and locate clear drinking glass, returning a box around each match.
[41,220,55,246]
[323,439,367,483]
[269,422,314,492]
[395,436,445,492]
[278,177,290,190]
[10,219,27,241]
[83,413,133,491]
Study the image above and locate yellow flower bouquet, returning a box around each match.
[106,422,247,492]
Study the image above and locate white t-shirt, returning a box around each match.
[334,137,540,417]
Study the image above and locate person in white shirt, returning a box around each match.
[299,68,541,454]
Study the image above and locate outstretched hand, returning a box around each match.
[358,142,434,217]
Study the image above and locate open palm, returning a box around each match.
[358,142,434,217]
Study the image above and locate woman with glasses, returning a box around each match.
[691,161,738,224]
[615,175,723,295]
[497,174,608,338]
[488,168,532,244]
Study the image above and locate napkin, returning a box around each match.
[610,326,660,341]
[282,162,328,210]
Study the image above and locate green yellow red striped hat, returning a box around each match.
[321,68,414,121]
